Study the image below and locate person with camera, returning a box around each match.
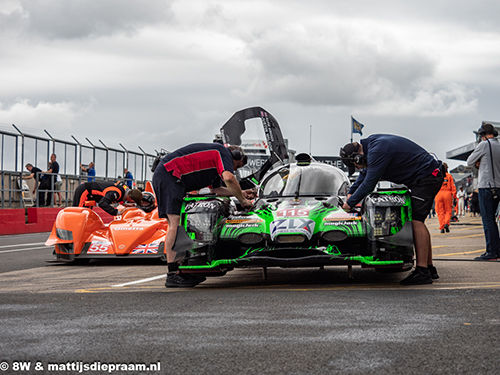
[467,124,500,261]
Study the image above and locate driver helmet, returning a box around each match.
[139,192,156,213]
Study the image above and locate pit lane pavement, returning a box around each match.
[0,215,498,293]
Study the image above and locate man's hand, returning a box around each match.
[243,189,257,199]
[117,206,134,215]
[240,198,253,210]
[342,202,351,211]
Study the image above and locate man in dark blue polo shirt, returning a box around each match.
[340,134,444,285]
[153,143,253,288]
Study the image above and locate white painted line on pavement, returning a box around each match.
[112,274,167,288]
[0,242,46,249]
[0,246,48,254]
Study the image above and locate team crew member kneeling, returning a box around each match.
[152,143,253,288]
[73,181,143,216]
[340,134,444,285]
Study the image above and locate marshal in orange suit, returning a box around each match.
[435,163,457,233]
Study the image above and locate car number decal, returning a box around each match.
[276,208,309,218]
[88,241,112,253]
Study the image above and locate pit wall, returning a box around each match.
[0,207,115,235]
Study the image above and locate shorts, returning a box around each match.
[55,181,63,190]
[152,165,186,217]
[409,169,444,222]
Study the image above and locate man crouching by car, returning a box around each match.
[152,143,253,288]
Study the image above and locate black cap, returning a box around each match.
[339,142,360,176]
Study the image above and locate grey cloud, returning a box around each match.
[14,0,174,39]
[241,27,436,107]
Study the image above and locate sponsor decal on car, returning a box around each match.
[324,220,360,226]
[113,227,145,231]
[324,211,361,221]
[270,218,315,240]
[132,240,161,254]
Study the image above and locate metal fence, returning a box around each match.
[0,124,158,209]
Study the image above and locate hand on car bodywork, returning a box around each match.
[342,202,351,211]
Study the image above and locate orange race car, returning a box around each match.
[45,183,168,263]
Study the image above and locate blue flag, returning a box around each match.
[352,116,364,135]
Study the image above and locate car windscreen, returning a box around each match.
[261,163,349,197]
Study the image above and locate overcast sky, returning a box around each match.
[1,0,500,170]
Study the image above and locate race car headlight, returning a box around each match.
[238,233,263,245]
[186,213,218,244]
[370,207,401,237]
[56,228,73,241]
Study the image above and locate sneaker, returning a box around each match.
[440,229,445,233]
[428,265,439,279]
[165,273,205,288]
[444,224,450,233]
[473,252,498,261]
[400,267,433,285]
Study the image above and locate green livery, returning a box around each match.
[175,158,414,278]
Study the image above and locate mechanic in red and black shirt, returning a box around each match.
[152,142,253,288]
[72,181,143,216]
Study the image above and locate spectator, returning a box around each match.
[23,163,43,199]
[124,168,133,189]
[467,123,500,260]
[40,154,59,206]
[80,162,95,182]
[470,190,480,217]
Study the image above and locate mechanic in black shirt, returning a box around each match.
[152,142,253,288]
[72,181,143,216]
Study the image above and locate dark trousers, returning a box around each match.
[38,179,51,206]
[478,188,500,255]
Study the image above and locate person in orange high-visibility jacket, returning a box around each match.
[435,163,457,233]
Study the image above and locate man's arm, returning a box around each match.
[216,171,252,209]
[98,192,120,216]
[467,143,485,167]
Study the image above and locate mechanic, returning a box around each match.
[72,180,143,216]
[467,123,500,261]
[80,162,96,182]
[152,142,253,288]
[434,163,457,233]
[340,134,444,285]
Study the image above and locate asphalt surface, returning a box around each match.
[1,215,499,375]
